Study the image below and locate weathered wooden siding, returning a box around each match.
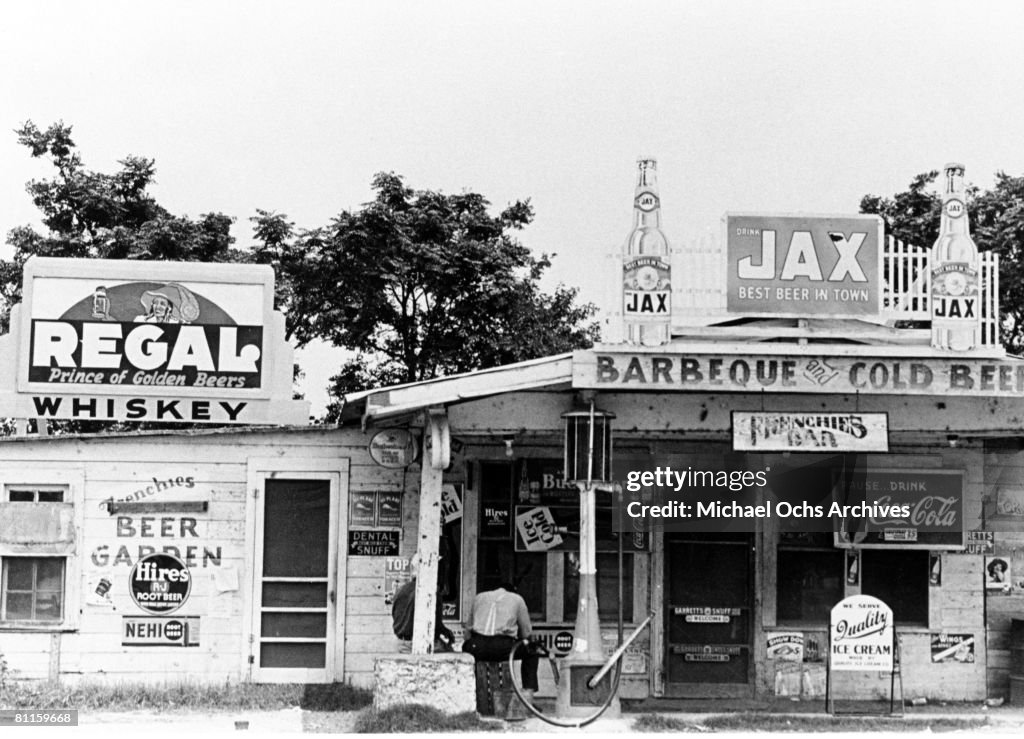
[982,444,1024,700]
[0,429,377,685]
[0,419,1005,704]
[342,457,420,687]
[761,445,987,702]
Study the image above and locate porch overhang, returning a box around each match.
[339,340,1024,430]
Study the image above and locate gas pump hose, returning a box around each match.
[506,638,623,728]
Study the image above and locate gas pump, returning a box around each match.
[502,399,652,727]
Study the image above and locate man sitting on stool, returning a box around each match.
[462,581,539,713]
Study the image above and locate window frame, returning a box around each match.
[5,485,68,502]
[475,539,548,622]
[860,549,930,626]
[0,467,83,632]
[563,551,636,623]
[775,534,845,626]
[468,458,650,628]
[1,556,67,623]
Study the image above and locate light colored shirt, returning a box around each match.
[467,587,532,638]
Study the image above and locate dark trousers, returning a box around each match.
[463,632,539,691]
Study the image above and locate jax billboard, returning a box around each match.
[0,258,309,425]
[725,213,883,319]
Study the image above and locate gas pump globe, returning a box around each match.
[559,401,619,717]
[563,404,614,486]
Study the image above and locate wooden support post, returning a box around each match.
[412,409,449,654]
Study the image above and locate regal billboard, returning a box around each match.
[0,258,308,424]
[725,213,883,318]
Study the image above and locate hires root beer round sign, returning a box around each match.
[129,553,192,615]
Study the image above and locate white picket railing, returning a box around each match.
[663,234,1000,345]
[882,236,999,345]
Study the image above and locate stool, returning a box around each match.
[474,661,515,716]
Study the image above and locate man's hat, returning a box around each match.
[140,283,200,322]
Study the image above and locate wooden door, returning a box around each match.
[664,533,754,697]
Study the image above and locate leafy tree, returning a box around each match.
[253,172,600,414]
[4,125,599,425]
[859,170,945,249]
[1,121,254,433]
[860,170,1024,353]
[0,120,245,332]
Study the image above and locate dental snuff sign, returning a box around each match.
[0,257,309,424]
[830,595,893,671]
[726,213,883,318]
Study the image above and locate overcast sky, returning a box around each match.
[3,0,1023,412]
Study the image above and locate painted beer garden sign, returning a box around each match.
[0,257,308,424]
[725,213,883,318]
[830,595,893,671]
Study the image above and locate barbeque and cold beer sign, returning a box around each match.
[577,352,1024,398]
[0,257,308,424]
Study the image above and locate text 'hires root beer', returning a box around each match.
[129,553,192,615]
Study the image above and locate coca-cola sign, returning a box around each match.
[834,469,964,549]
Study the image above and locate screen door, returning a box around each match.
[252,476,338,682]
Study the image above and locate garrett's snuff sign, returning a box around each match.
[348,530,400,556]
[963,530,994,555]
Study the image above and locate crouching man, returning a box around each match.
[391,556,455,653]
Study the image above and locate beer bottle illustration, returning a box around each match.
[846,551,859,585]
[518,459,531,503]
[92,286,110,320]
[622,158,672,346]
[930,163,980,351]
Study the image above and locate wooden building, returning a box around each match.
[3,184,1024,704]
[3,334,1023,702]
